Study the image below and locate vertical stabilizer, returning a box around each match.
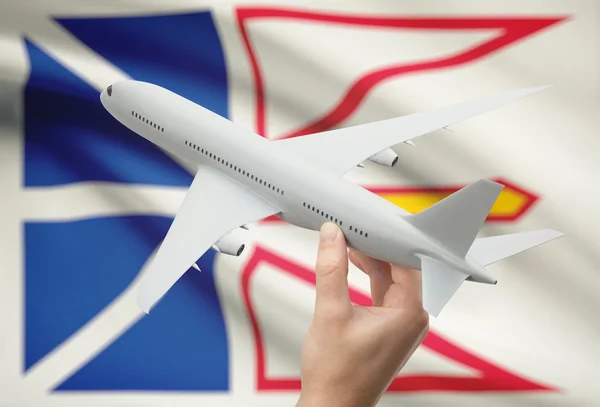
[405,179,504,257]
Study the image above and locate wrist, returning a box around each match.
[296,386,380,407]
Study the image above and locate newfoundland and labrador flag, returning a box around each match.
[0,1,597,406]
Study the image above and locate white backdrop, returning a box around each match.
[0,1,598,406]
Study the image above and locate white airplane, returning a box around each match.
[100,81,563,317]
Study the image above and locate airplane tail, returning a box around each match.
[467,229,564,266]
[417,229,564,317]
[403,179,563,317]
[405,179,504,257]
[416,254,469,317]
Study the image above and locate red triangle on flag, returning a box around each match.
[236,7,566,140]
[241,246,557,392]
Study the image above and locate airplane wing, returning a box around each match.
[137,167,280,313]
[276,86,550,175]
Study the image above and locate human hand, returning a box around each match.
[296,222,429,407]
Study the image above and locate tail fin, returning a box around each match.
[405,179,504,257]
[468,229,564,266]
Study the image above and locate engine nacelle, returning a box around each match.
[367,148,398,167]
[214,229,246,256]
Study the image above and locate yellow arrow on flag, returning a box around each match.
[371,178,538,221]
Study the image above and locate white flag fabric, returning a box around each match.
[0,1,597,406]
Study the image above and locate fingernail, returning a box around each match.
[320,222,339,244]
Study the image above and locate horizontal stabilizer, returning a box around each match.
[405,179,504,257]
[418,255,468,317]
[468,229,564,266]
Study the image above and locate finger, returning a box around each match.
[349,250,393,307]
[314,222,351,317]
[391,264,423,304]
[382,266,422,309]
[349,250,391,277]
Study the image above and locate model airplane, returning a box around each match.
[100,81,562,317]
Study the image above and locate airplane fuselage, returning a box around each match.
[100,81,494,284]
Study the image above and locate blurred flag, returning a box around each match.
[0,1,597,406]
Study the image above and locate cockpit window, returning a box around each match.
[107,85,112,96]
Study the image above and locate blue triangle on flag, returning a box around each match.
[56,11,229,117]
[25,215,228,390]
[23,40,194,187]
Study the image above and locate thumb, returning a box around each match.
[314,222,351,317]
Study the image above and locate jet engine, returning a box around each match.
[367,148,398,167]
[213,229,246,256]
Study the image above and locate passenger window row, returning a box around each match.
[184,140,284,196]
[349,225,368,238]
[304,202,352,231]
[302,202,368,237]
[132,111,164,132]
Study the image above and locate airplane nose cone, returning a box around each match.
[100,90,107,108]
[100,84,113,109]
